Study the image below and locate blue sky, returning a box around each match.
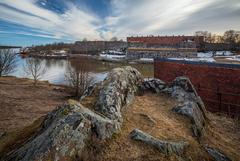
[0,0,240,47]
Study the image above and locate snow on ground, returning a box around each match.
[226,55,240,61]
[169,57,216,62]
[197,51,233,58]
[215,51,233,56]
[100,54,125,59]
[139,58,154,62]
[197,52,213,58]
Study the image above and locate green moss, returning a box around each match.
[62,108,70,116]
[111,132,121,140]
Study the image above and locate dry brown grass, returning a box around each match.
[0,76,69,132]
[82,93,240,161]
[0,116,44,158]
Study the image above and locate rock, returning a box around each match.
[4,102,92,161]
[205,146,232,161]
[94,66,143,122]
[141,78,166,93]
[141,77,207,139]
[172,102,205,138]
[4,101,120,161]
[169,77,207,138]
[130,129,189,156]
[0,131,6,138]
[170,77,208,118]
[4,66,143,161]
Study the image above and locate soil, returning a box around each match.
[83,93,240,161]
[0,76,70,132]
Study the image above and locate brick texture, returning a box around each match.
[154,59,240,117]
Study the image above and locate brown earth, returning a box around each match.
[82,93,240,161]
[0,76,70,132]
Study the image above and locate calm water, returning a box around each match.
[10,56,153,85]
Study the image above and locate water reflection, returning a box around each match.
[11,56,153,85]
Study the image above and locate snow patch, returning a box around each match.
[169,57,216,63]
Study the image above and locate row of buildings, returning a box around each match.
[71,35,237,59]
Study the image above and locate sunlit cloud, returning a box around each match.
[0,0,239,45]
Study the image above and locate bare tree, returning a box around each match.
[82,38,88,42]
[24,58,46,86]
[223,30,239,44]
[65,58,94,98]
[195,31,213,43]
[0,49,18,77]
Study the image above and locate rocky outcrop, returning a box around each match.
[94,66,143,121]
[3,66,143,161]
[142,77,207,138]
[170,77,207,138]
[130,129,189,155]
[141,78,166,93]
[205,146,232,161]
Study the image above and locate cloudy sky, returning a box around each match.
[0,0,240,46]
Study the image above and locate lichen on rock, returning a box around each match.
[130,129,189,156]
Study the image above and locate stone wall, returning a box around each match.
[154,58,240,117]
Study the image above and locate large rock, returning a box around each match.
[172,102,205,138]
[205,146,232,161]
[141,78,166,93]
[130,129,189,155]
[3,66,143,161]
[169,77,207,138]
[142,77,207,138]
[94,66,143,122]
[4,101,120,161]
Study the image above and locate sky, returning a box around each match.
[0,0,240,46]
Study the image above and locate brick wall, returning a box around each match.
[127,36,204,48]
[154,58,240,117]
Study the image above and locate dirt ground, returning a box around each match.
[83,93,240,161]
[0,76,69,132]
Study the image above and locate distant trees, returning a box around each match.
[110,37,118,41]
[223,30,240,44]
[195,30,240,44]
[82,38,88,41]
[24,58,46,86]
[195,31,214,43]
[65,58,94,98]
[31,42,73,52]
[0,49,18,77]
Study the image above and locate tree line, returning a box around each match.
[195,30,240,44]
[30,42,73,52]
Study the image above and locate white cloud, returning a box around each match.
[0,0,239,42]
[105,0,240,38]
[0,0,102,41]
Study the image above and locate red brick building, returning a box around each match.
[127,35,204,48]
[154,58,240,117]
[126,36,204,59]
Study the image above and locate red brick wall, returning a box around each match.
[127,36,204,47]
[154,59,240,116]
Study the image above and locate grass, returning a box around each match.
[0,116,44,158]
